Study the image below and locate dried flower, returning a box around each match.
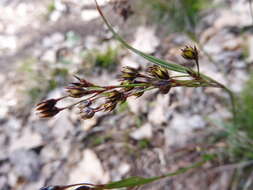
[147,65,170,80]
[121,66,139,81]
[36,99,58,111]
[66,86,92,98]
[103,101,117,112]
[36,99,62,118]
[106,90,125,102]
[181,45,198,61]
[154,80,171,94]
[72,75,95,87]
[37,107,61,118]
[79,107,95,120]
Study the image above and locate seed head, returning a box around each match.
[36,99,58,111]
[181,45,198,61]
[36,99,62,118]
[73,75,95,87]
[103,101,117,112]
[152,80,171,94]
[37,107,61,118]
[79,107,95,120]
[121,66,139,81]
[66,86,92,98]
[107,90,125,102]
[147,65,170,80]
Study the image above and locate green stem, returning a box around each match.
[207,78,237,125]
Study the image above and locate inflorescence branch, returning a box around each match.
[36,46,222,120]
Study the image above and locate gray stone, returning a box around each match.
[9,149,42,181]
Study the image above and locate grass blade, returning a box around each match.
[104,154,214,189]
[94,0,189,74]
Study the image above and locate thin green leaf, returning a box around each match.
[105,176,159,189]
[94,0,188,74]
[104,154,214,189]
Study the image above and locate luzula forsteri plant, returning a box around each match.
[37,0,236,189]
[36,46,200,119]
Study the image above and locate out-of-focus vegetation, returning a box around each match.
[226,73,253,161]
[18,57,69,105]
[139,0,211,33]
[84,46,119,71]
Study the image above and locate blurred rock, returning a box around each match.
[247,36,253,63]
[148,94,170,125]
[121,56,139,68]
[48,111,74,139]
[188,115,206,129]
[127,96,148,114]
[132,26,159,54]
[130,123,152,140]
[0,176,10,190]
[165,114,205,147]
[117,162,130,176]
[9,149,42,181]
[82,118,97,131]
[68,149,110,184]
[10,128,42,152]
[81,10,100,21]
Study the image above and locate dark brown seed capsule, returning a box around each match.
[38,107,61,118]
[80,107,95,120]
[107,90,125,102]
[36,99,58,111]
[152,80,171,94]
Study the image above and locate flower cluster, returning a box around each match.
[36,46,212,120]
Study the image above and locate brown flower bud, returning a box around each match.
[73,75,95,87]
[107,90,125,102]
[80,107,95,120]
[37,107,61,118]
[152,80,171,94]
[36,99,62,118]
[181,45,198,61]
[66,86,93,98]
[36,99,58,111]
[147,65,170,80]
[121,66,139,81]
